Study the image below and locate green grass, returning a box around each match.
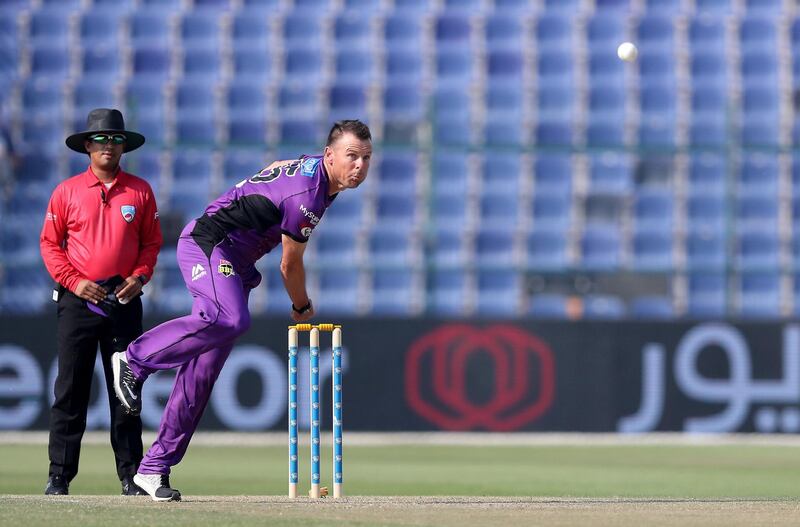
[3,443,800,498]
[4,442,800,526]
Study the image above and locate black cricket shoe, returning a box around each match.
[133,473,181,502]
[121,475,147,495]
[44,475,68,495]
[112,351,142,416]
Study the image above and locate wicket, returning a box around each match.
[288,324,343,499]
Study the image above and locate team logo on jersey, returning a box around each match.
[121,205,136,223]
[301,225,314,238]
[218,259,235,277]
[301,157,320,177]
[191,264,207,281]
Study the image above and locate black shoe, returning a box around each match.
[45,475,69,495]
[112,351,142,416]
[133,473,181,502]
[121,475,147,496]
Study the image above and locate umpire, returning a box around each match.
[39,109,163,495]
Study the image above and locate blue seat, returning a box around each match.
[639,53,677,89]
[580,225,621,271]
[435,13,472,49]
[583,295,626,320]
[638,117,676,148]
[691,85,728,118]
[588,51,627,88]
[227,115,266,147]
[687,195,726,234]
[475,228,517,267]
[226,81,266,119]
[334,13,374,47]
[129,11,173,46]
[0,263,53,314]
[317,271,360,315]
[368,230,416,266]
[484,116,525,148]
[740,153,779,196]
[434,116,472,147]
[534,154,573,196]
[637,15,675,54]
[173,150,214,183]
[334,49,374,84]
[428,269,467,315]
[122,79,166,120]
[232,10,270,48]
[487,50,523,83]
[293,0,336,11]
[588,153,633,196]
[630,296,675,319]
[283,12,324,47]
[384,13,423,49]
[343,0,383,11]
[182,48,222,81]
[738,195,778,233]
[375,194,417,226]
[178,9,221,50]
[689,15,727,53]
[476,270,522,317]
[535,14,573,53]
[378,153,419,195]
[314,229,360,267]
[742,119,779,147]
[278,119,323,146]
[526,228,568,271]
[132,45,172,80]
[14,150,59,181]
[691,51,728,87]
[435,48,474,85]
[536,84,575,121]
[480,194,519,227]
[528,294,569,319]
[322,190,365,229]
[688,273,727,317]
[383,83,423,121]
[688,153,727,195]
[589,85,626,120]
[371,270,416,315]
[689,118,727,148]
[737,232,780,272]
[221,150,264,188]
[124,151,163,190]
[632,231,673,271]
[430,194,468,229]
[167,189,210,222]
[739,16,777,53]
[485,14,524,50]
[738,272,781,318]
[81,47,122,78]
[175,82,215,116]
[742,84,779,116]
[79,9,123,45]
[1,222,41,266]
[139,0,183,11]
[242,0,281,8]
[232,48,273,82]
[72,81,116,115]
[587,118,626,148]
[385,49,423,83]
[176,115,216,147]
[29,11,69,47]
[429,228,469,266]
[486,83,523,119]
[493,0,530,12]
[634,190,674,233]
[328,84,368,122]
[686,231,726,271]
[587,13,625,48]
[537,51,574,87]
[535,120,574,147]
[30,46,71,79]
[531,194,571,231]
[480,154,522,197]
[741,51,778,87]
[746,0,784,13]
[430,152,469,196]
[277,84,322,118]
[127,114,167,146]
[283,47,324,83]
[695,0,733,13]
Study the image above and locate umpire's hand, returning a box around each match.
[75,279,107,304]
[115,275,143,304]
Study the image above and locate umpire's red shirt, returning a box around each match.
[40,166,163,293]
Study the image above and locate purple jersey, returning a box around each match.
[190,155,335,266]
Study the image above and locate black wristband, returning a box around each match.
[136,275,147,285]
[292,300,312,314]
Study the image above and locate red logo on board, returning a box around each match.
[404,324,555,431]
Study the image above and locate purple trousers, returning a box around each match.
[127,225,260,475]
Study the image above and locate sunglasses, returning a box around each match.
[89,133,127,145]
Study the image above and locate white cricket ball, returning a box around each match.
[617,41,638,62]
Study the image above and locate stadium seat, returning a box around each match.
[476,269,522,317]
[687,273,727,317]
[368,229,418,267]
[429,228,469,267]
[428,269,468,316]
[582,294,626,320]
[737,232,780,272]
[631,230,673,271]
[371,270,416,315]
[738,272,781,318]
[686,231,727,271]
[528,294,569,319]
[580,225,621,271]
[526,228,569,271]
[316,271,361,315]
[485,14,524,50]
[475,228,517,267]
[629,296,675,319]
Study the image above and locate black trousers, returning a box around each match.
[48,291,144,482]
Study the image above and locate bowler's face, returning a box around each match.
[325,133,372,191]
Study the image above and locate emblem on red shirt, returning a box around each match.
[121,205,136,223]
